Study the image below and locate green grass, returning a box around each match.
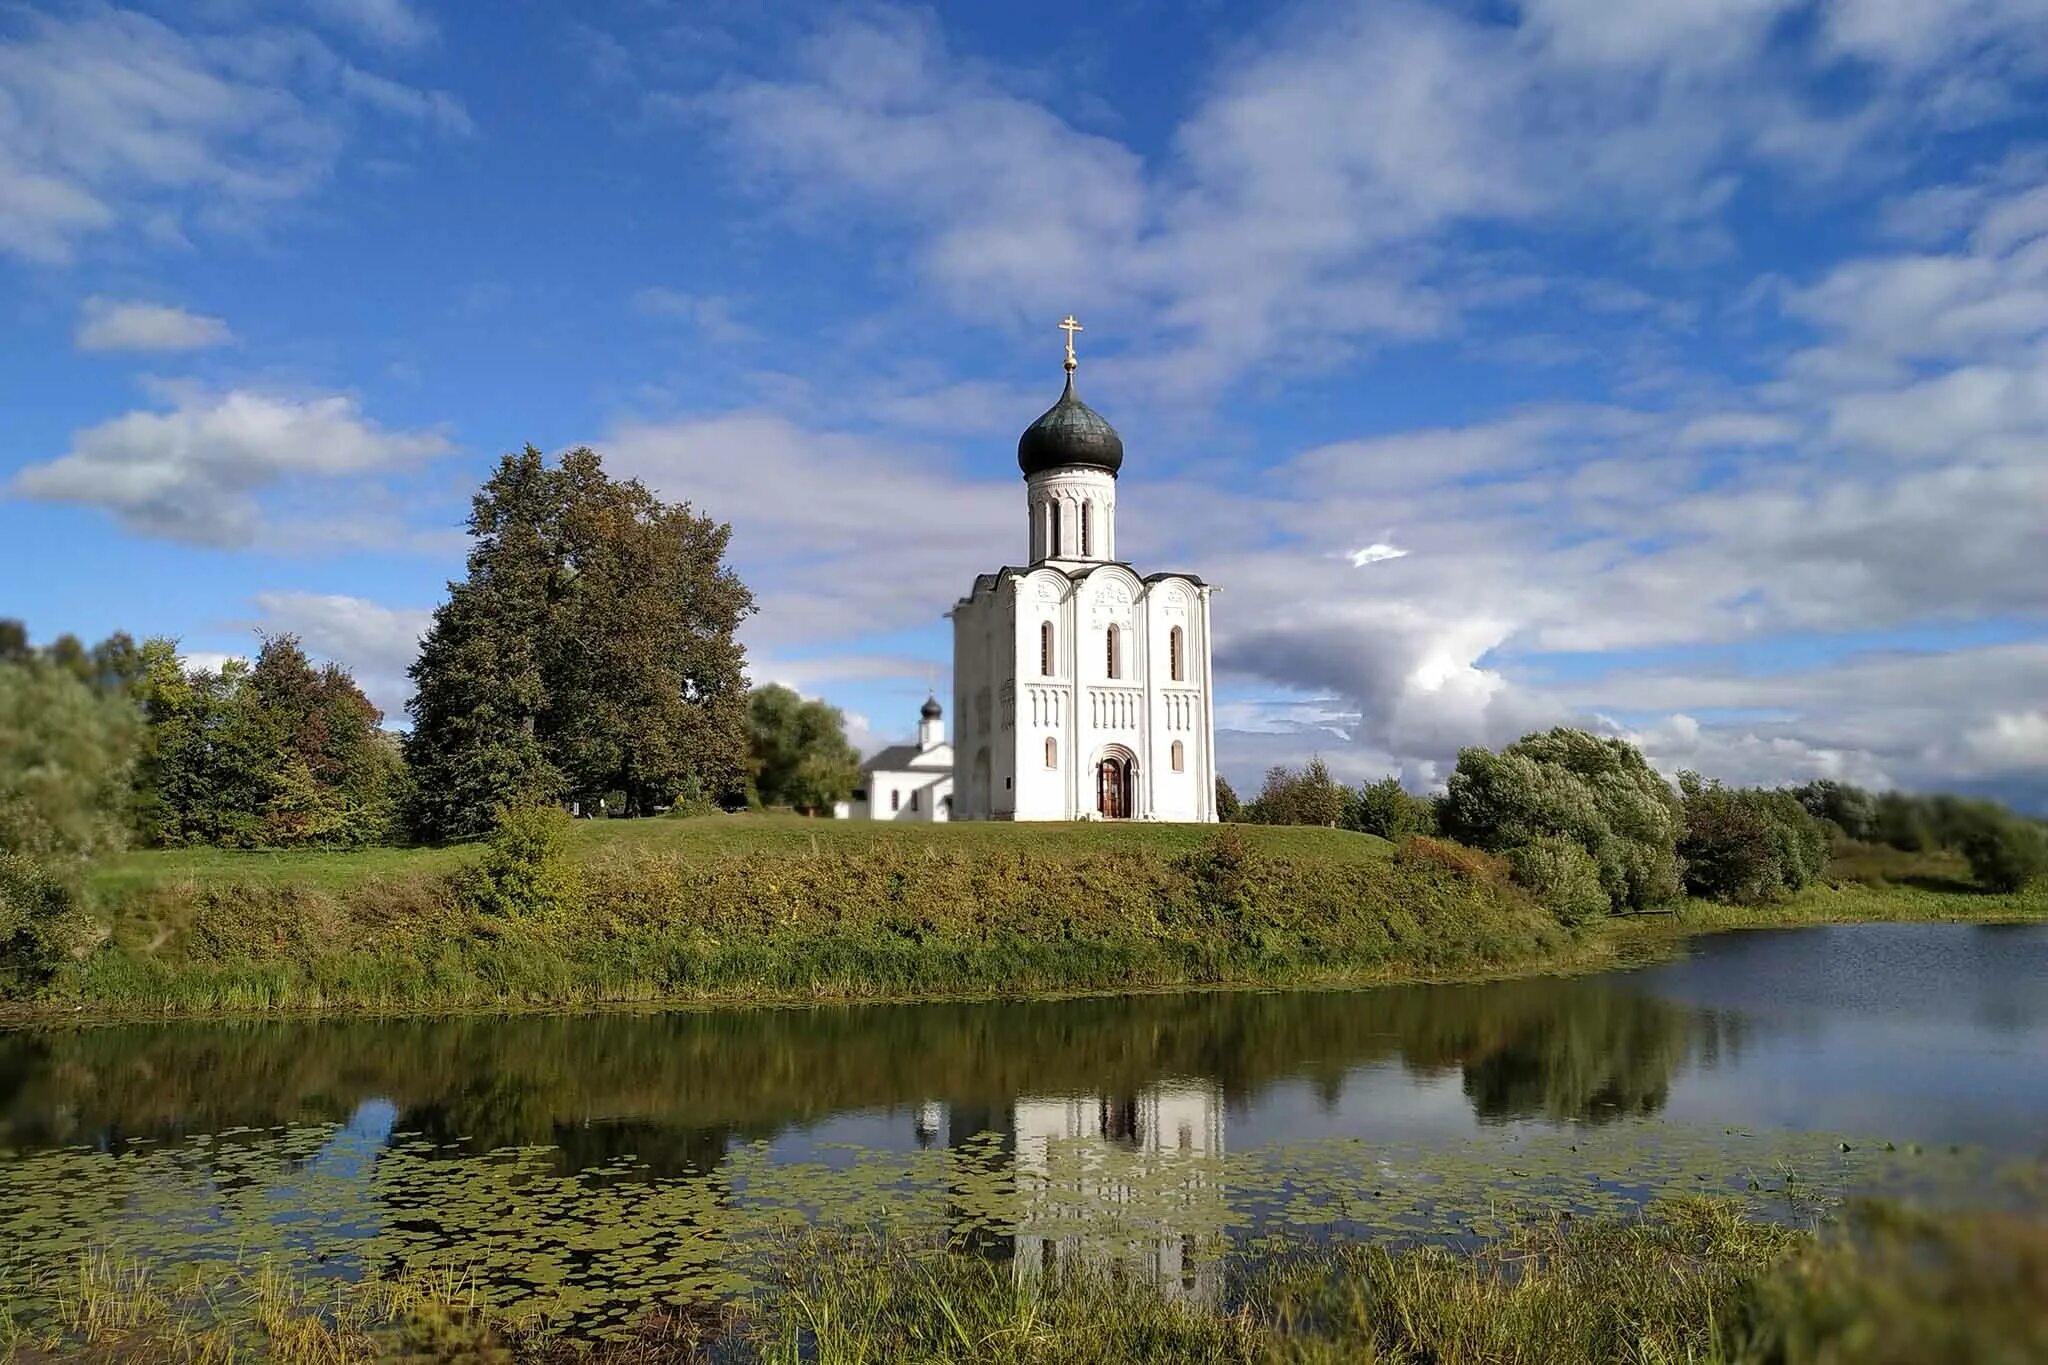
[16,1199,2044,1363]
[86,814,1393,898]
[49,823,2045,1022]
[52,817,1547,1019]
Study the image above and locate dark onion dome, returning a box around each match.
[1017,373,1124,478]
[920,694,943,720]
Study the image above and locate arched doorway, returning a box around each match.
[1095,748,1136,819]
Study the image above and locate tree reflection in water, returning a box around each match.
[0,977,1706,1162]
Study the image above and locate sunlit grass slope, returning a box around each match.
[58,816,1556,1018]
[87,813,1392,898]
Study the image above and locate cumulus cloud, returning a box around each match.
[585,160,2048,805]
[601,410,1013,652]
[9,389,451,547]
[247,590,432,720]
[75,298,233,352]
[0,7,470,263]
[692,0,2048,397]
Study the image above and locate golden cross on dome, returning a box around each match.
[1059,314,1084,371]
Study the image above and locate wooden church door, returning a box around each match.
[1097,757,1130,819]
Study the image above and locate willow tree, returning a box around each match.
[405,447,754,839]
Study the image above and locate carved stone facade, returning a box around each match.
[948,356,1216,822]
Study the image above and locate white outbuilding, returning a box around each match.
[948,318,1217,822]
[845,695,954,821]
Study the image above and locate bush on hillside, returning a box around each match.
[0,660,137,863]
[1214,777,1241,822]
[1241,759,1346,827]
[1677,774,1828,904]
[1507,834,1610,926]
[1956,809,2048,892]
[0,852,93,993]
[1791,779,1879,843]
[463,804,584,922]
[1394,834,1511,888]
[1436,728,1683,916]
[1345,776,1437,840]
[1873,791,1934,852]
[1176,824,1267,927]
[0,660,136,989]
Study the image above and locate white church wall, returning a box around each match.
[1143,577,1211,823]
[1013,570,1070,821]
[1026,466,1117,562]
[867,770,953,822]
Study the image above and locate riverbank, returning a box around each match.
[15,1199,2043,1363]
[18,818,2044,1021]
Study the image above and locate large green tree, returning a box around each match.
[1438,728,1683,915]
[0,659,138,986]
[131,636,398,848]
[746,684,861,813]
[406,446,755,838]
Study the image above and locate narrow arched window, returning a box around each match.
[1106,625,1120,679]
[1171,740,1185,773]
[1045,737,1058,768]
[890,790,900,812]
[1040,620,1054,676]
[1080,501,1092,556]
[1049,502,1062,557]
[1170,625,1185,682]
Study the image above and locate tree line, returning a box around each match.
[1221,731,2048,912]
[0,447,876,978]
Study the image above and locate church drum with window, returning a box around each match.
[948,318,1218,822]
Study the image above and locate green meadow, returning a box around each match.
[34,817,2043,1020]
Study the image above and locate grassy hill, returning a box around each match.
[53,816,1574,1019]
[87,814,1392,898]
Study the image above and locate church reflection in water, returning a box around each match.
[0,972,1730,1304]
[914,1083,1229,1302]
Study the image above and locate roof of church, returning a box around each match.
[957,564,1211,602]
[863,743,952,773]
[1017,373,1124,478]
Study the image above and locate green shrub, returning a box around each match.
[463,804,584,921]
[0,852,85,993]
[1346,775,1437,839]
[1873,791,1933,852]
[1437,728,1683,915]
[1241,758,1346,827]
[1214,776,1241,822]
[1176,824,1265,926]
[1678,775,1829,905]
[1956,810,2048,892]
[0,661,136,863]
[1395,834,1511,887]
[1790,779,1878,842]
[1508,834,1610,926]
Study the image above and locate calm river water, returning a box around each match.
[2,922,2044,1323]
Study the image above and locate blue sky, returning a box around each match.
[4,0,2047,808]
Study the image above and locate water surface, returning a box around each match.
[3,922,2042,1327]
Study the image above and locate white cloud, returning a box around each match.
[691,1,2048,398]
[306,0,437,51]
[0,7,470,264]
[1347,544,1408,567]
[9,389,451,547]
[75,297,233,352]
[601,411,1013,651]
[247,590,432,720]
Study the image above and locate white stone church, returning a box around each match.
[948,319,1218,821]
